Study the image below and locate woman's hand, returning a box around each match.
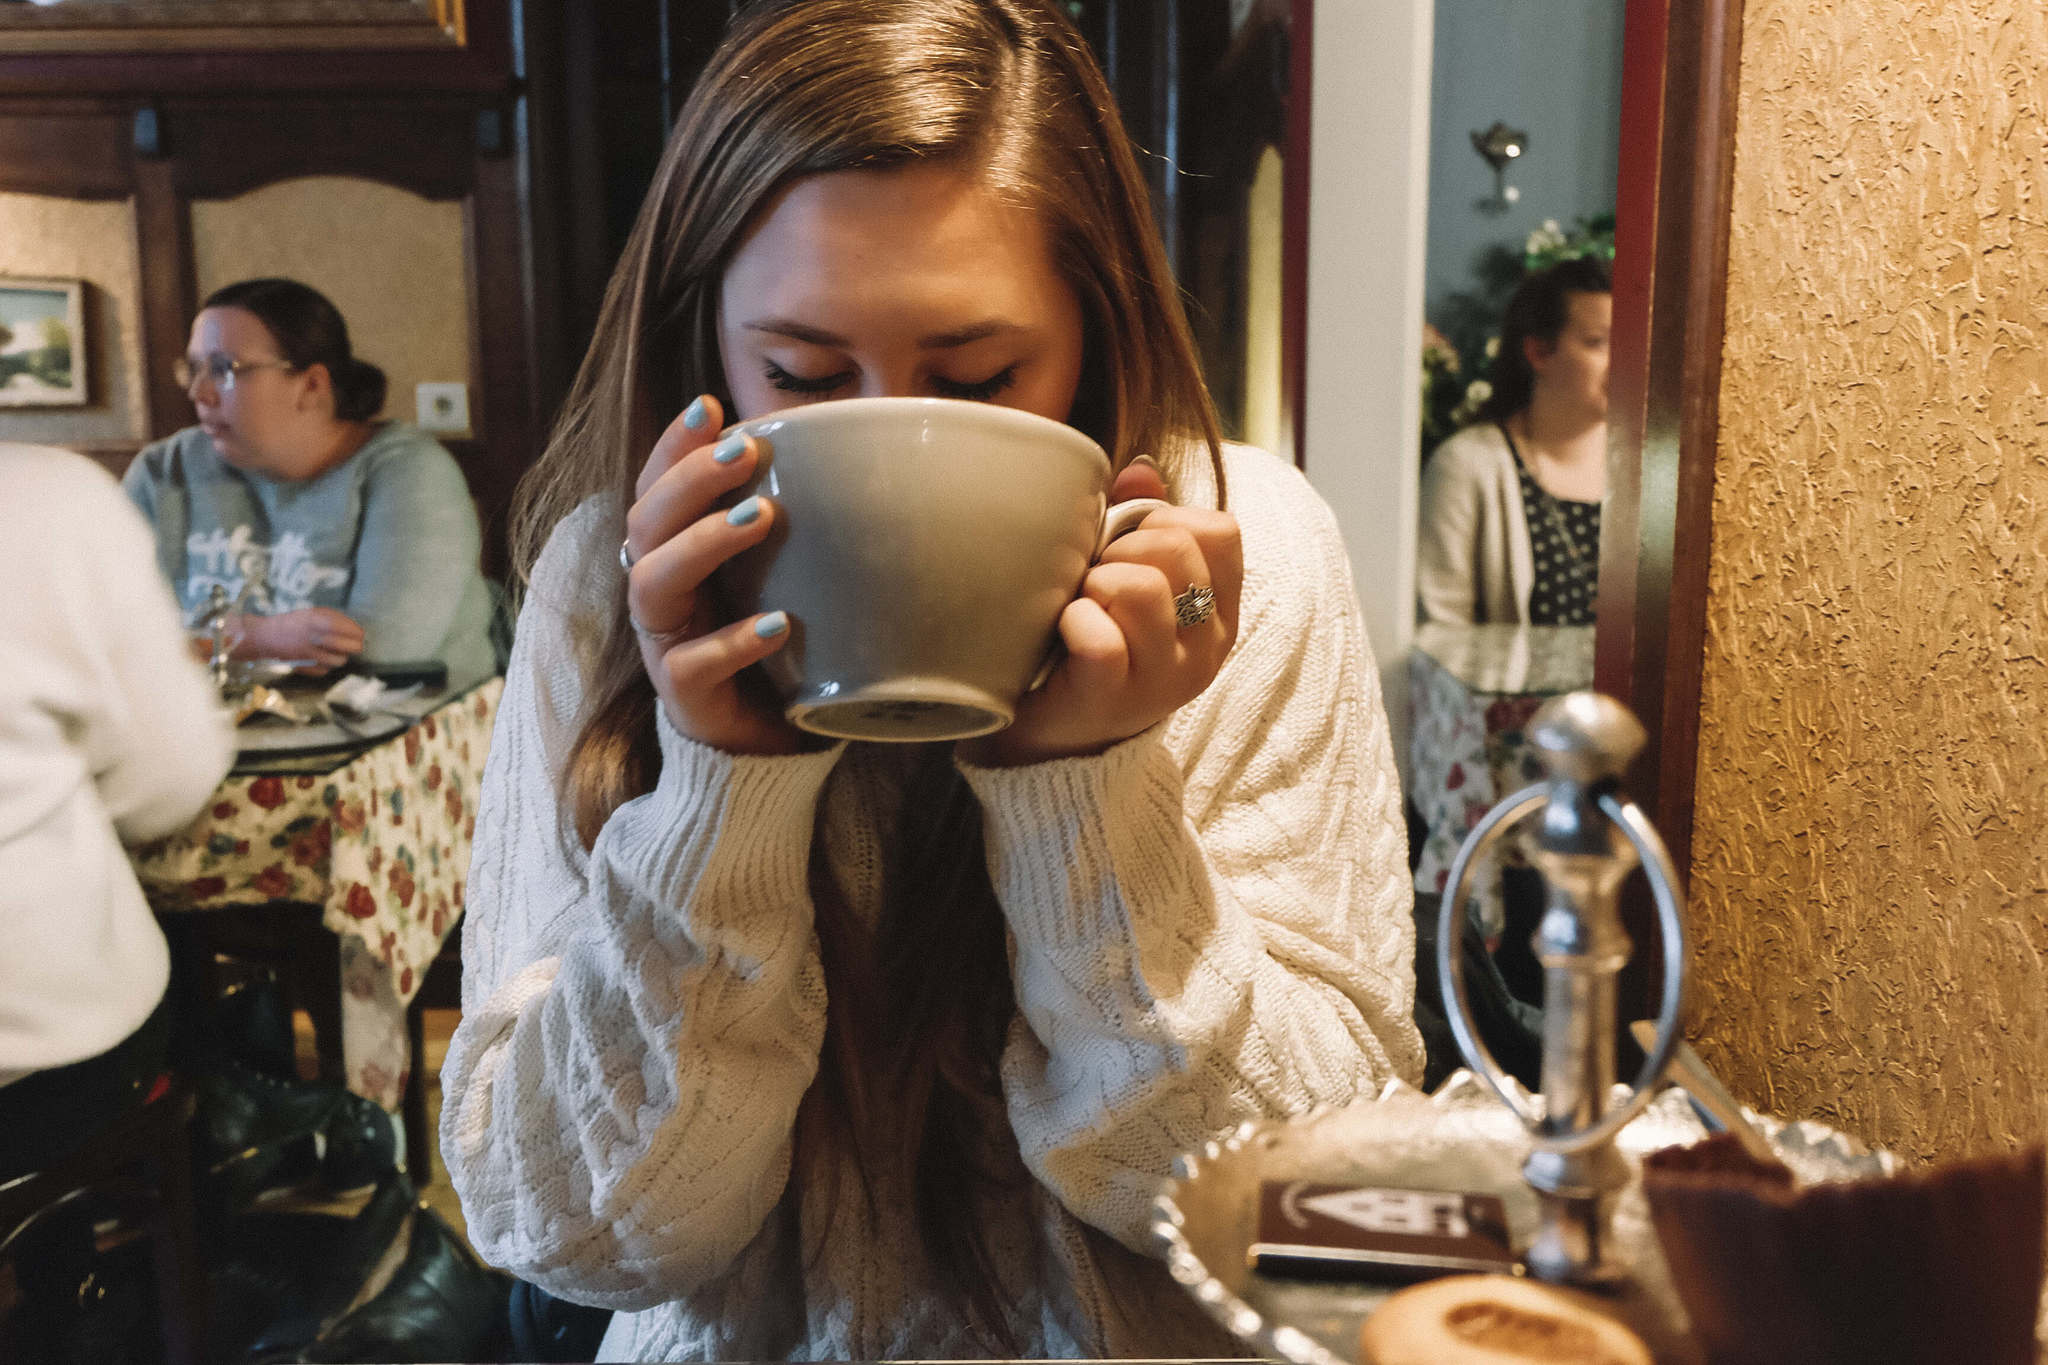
[966,461,1242,767]
[623,394,804,756]
[238,607,366,674]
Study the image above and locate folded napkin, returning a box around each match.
[323,675,421,717]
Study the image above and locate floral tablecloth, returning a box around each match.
[1409,625,1593,941]
[134,677,502,1110]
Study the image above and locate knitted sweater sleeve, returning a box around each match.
[438,504,842,1309]
[1417,429,1487,626]
[960,448,1425,1249]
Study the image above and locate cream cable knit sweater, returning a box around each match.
[441,442,1424,1361]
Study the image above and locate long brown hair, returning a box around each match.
[509,0,1222,1345]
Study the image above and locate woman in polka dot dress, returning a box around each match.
[1417,257,1612,626]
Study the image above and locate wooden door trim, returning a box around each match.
[1282,0,1311,469]
[1598,0,1747,888]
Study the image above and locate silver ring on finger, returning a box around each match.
[1173,582,1216,630]
[625,595,689,644]
[619,537,638,573]
[628,610,682,644]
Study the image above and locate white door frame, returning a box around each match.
[1301,0,1435,785]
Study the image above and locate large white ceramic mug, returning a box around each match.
[712,396,1170,742]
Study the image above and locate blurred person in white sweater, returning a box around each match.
[0,440,232,1363]
[440,2,1425,1359]
[0,441,233,1176]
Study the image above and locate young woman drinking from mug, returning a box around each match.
[441,1,1423,1357]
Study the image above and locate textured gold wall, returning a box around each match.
[191,176,472,432]
[1689,0,2048,1161]
[0,192,147,447]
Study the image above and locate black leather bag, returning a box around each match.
[275,1199,509,1363]
[194,1058,398,1213]
[208,1171,509,1365]
[192,973,507,1363]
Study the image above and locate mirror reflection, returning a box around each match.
[1407,0,1625,1019]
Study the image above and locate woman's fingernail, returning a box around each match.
[682,396,710,430]
[712,433,748,464]
[726,496,763,527]
[754,611,789,639]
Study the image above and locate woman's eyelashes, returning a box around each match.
[932,364,1018,401]
[760,360,1020,402]
[763,360,851,396]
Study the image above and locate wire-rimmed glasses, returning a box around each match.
[173,352,299,395]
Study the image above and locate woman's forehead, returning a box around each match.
[191,305,276,352]
[720,165,1065,324]
[1565,291,1613,328]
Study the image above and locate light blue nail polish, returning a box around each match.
[726,496,763,526]
[682,397,710,430]
[754,611,789,638]
[712,433,747,464]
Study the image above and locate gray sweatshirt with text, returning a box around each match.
[124,421,496,681]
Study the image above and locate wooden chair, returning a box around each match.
[0,1081,207,1365]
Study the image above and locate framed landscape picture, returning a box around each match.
[0,277,87,407]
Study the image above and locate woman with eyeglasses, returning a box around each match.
[123,277,496,678]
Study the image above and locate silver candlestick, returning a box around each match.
[1435,691,1689,1287]
[201,583,238,696]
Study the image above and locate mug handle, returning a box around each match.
[1094,495,1172,556]
[1026,496,1176,692]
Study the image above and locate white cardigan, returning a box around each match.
[0,444,234,1086]
[440,442,1424,1361]
[1416,422,1537,625]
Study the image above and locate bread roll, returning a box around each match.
[1358,1273,1652,1365]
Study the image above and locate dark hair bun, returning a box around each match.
[200,278,388,423]
[334,359,387,422]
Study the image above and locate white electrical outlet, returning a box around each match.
[415,382,471,434]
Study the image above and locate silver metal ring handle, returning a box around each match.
[1435,786,1689,1154]
[1435,786,1547,1129]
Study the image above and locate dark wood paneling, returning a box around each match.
[466,144,534,581]
[168,99,479,202]
[0,104,130,198]
[133,156,198,440]
[1159,0,1303,460]
[526,0,741,412]
[557,0,612,361]
[0,2,513,97]
[1282,0,1310,469]
[1598,0,1747,1014]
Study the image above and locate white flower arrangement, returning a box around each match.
[1524,218,1568,256]
[1451,378,1492,427]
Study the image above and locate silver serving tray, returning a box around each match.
[1149,1072,1900,1365]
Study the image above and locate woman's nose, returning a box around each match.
[857,369,920,400]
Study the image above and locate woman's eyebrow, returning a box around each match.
[915,320,1018,349]
[741,318,1022,349]
[743,318,847,346]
